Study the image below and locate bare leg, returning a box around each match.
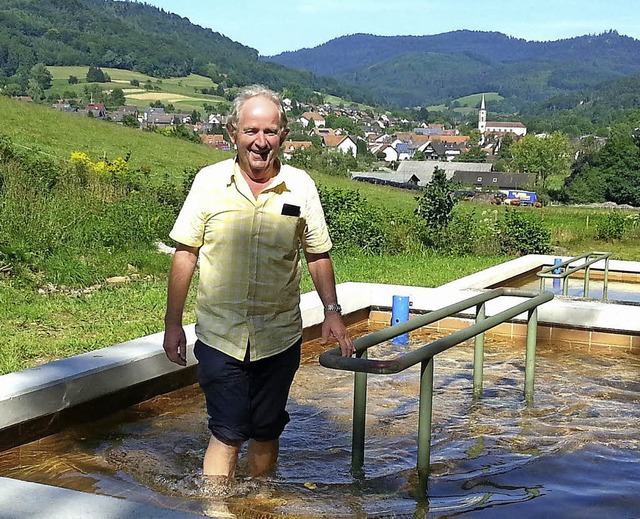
[203,435,241,477]
[247,439,279,477]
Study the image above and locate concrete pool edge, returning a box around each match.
[4,254,640,433]
[0,477,206,519]
[2,254,640,518]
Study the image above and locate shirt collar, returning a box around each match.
[230,159,290,196]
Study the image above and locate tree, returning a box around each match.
[68,75,79,84]
[29,64,52,91]
[324,114,364,138]
[468,129,482,145]
[454,146,486,163]
[26,78,44,100]
[83,83,104,103]
[415,167,457,230]
[599,125,640,206]
[497,133,515,159]
[1,83,23,97]
[509,132,571,189]
[107,88,126,107]
[414,107,430,123]
[121,114,139,128]
[86,66,107,83]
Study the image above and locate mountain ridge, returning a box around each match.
[263,30,640,108]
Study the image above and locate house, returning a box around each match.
[414,127,444,136]
[395,142,412,161]
[299,111,325,128]
[282,141,313,160]
[398,160,493,186]
[51,103,76,113]
[145,113,174,127]
[311,127,339,138]
[85,103,106,118]
[109,106,138,123]
[321,134,357,157]
[453,171,537,190]
[353,161,493,189]
[200,134,230,150]
[371,143,398,162]
[172,113,192,125]
[143,107,165,121]
[193,122,216,133]
[207,113,227,126]
[416,140,463,161]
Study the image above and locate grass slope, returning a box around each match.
[0,96,231,181]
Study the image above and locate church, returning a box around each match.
[478,94,527,137]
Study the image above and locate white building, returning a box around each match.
[478,94,527,137]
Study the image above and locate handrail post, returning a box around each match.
[603,257,610,301]
[584,264,591,298]
[473,302,486,397]
[417,357,434,481]
[524,307,538,403]
[351,349,368,472]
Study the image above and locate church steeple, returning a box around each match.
[478,93,487,135]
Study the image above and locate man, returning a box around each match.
[163,85,354,481]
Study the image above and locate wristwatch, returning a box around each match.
[324,303,342,314]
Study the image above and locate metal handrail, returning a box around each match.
[319,287,554,484]
[537,251,611,300]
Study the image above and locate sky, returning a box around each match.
[132,0,640,56]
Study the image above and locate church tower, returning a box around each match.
[478,93,487,135]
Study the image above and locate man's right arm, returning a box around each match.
[163,243,200,366]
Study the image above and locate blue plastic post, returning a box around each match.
[391,295,410,345]
[553,257,562,274]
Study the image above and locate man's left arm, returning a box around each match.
[304,251,355,357]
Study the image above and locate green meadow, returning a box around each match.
[47,66,226,112]
[427,91,503,114]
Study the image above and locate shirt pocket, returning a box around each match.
[267,213,305,259]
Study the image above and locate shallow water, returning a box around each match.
[510,275,640,303]
[2,325,640,518]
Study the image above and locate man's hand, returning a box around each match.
[319,312,355,357]
[163,323,187,366]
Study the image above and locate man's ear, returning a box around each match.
[279,127,290,144]
[227,125,236,144]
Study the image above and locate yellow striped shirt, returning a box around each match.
[169,158,332,361]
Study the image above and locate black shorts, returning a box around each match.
[194,338,301,445]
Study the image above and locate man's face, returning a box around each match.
[231,96,289,181]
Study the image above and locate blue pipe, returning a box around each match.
[391,295,410,345]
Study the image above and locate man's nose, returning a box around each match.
[255,131,268,147]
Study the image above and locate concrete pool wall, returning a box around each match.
[1,253,640,517]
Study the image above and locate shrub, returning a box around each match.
[595,212,626,241]
[498,209,552,255]
[85,191,175,249]
[414,167,457,230]
[318,187,391,254]
[0,142,178,285]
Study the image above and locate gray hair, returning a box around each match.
[226,85,288,135]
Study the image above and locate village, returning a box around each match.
[44,91,536,203]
